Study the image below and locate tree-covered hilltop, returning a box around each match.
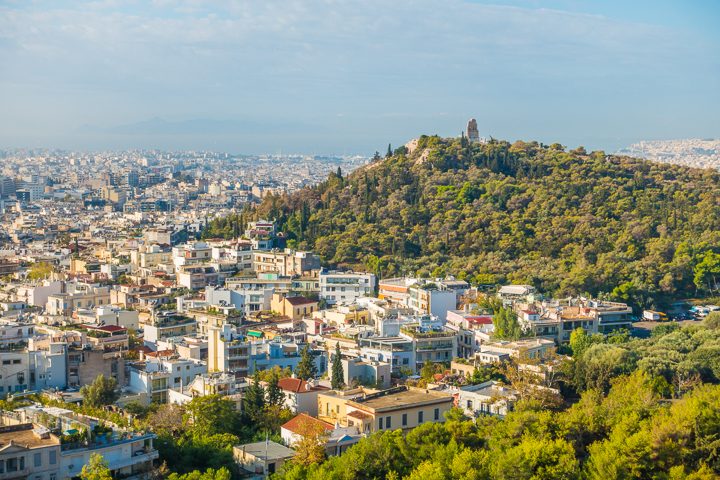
[251,136,720,308]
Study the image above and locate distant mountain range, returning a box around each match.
[617,139,720,170]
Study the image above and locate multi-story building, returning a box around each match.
[0,321,35,348]
[400,325,458,370]
[201,286,273,316]
[207,324,250,378]
[128,362,170,403]
[9,407,158,479]
[176,263,237,290]
[358,336,415,373]
[0,423,60,480]
[244,220,277,250]
[253,249,320,277]
[67,348,126,388]
[319,270,376,306]
[445,309,494,358]
[45,284,111,317]
[172,241,212,269]
[407,284,457,322]
[225,272,293,294]
[0,350,30,395]
[130,244,173,269]
[142,313,197,344]
[379,277,459,321]
[341,356,391,389]
[317,386,454,434]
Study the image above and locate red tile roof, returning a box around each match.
[284,296,317,306]
[281,413,333,434]
[277,378,329,393]
[85,324,126,332]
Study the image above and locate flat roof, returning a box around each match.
[348,387,452,413]
[234,440,296,461]
[0,424,60,449]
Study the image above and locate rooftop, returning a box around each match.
[348,386,452,412]
[284,296,317,306]
[0,424,60,449]
[277,378,329,393]
[234,440,296,461]
[281,413,333,434]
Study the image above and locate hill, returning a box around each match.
[247,136,720,308]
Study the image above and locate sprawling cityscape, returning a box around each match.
[1,1,719,480]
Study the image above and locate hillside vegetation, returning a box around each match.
[247,136,720,308]
[268,317,720,480]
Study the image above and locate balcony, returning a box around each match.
[108,449,159,471]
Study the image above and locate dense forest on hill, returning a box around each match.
[209,136,720,308]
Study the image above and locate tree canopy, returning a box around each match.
[242,136,720,309]
[80,374,119,408]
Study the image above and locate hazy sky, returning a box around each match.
[1,0,718,154]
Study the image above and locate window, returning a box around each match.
[434,408,440,420]
[402,413,407,427]
[466,400,473,409]
[378,417,383,430]
[386,416,391,429]
[418,411,424,423]
[34,452,42,467]
[49,450,57,465]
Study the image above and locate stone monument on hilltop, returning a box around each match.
[466,118,480,143]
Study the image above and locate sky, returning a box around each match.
[0,0,719,154]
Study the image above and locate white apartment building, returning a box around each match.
[172,241,212,269]
[319,271,376,306]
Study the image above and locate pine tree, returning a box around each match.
[331,343,344,390]
[243,370,266,425]
[386,143,393,158]
[266,368,285,408]
[295,345,317,380]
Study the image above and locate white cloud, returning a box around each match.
[0,0,716,151]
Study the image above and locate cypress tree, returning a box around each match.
[331,343,344,390]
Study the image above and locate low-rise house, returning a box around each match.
[476,338,555,365]
[280,413,361,457]
[342,356,391,389]
[457,381,517,418]
[497,285,537,305]
[233,440,296,477]
[271,294,318,321]
[276,378,330,416]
